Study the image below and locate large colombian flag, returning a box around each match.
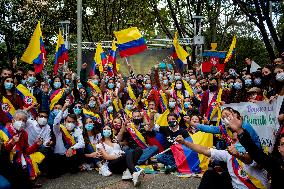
[114,27,147,58]
[54,30,68,75]
[171,31,189,71]
[21,21,46,74]
[171,132,213,174]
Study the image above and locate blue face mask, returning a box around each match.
[102,129,112,137]
[108,83,114,89]
[77,83,83,89]
[4,82,13,90]
[53,81,61,89]
[169,101,176,108]
[107,106,114,113]
[65,79,70,84]
[233,82,242,90]
[174,75,181,80]
[244,79,252,86]
[235,142,246,154]
[184,102,190,109]
[145,84,151,89]
[88,100,96,108]
[126,104,133,110]
[53,109,60,116]
[163,80,168,85]
[85,123,94,131]
[27,76,36,85]
[92,79,99,85]
[73,108,82,115]
[254,78,261,85]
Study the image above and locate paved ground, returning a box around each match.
[40,171,201,189]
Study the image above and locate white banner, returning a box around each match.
[223,96,283,152]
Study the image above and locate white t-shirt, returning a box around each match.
[210,149,268,189]
[96,142,124,157]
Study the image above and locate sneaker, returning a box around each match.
[132,169,144,187]
[122,168,133,180]
[99,164,112,177]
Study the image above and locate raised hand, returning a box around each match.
[175,135,185,144]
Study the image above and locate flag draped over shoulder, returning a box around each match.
[93,43,107,73]
[54,30,68,75]
[171,31,189,70]
[224,35,236,64]
[21,21,46,74]
[114,27,147,58]
[171,133,213,174]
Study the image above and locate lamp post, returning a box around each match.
[77,0,82,76]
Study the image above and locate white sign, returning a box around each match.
[223,96,283,152]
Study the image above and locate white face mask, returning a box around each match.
[38,117,47,126]
[13,120,25,131]
[66,122,75,131]
[276,72,284,82]
[221,118,230,127]
[176,83,182,90]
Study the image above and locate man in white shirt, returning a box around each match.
[48,100,85,177]
[26,110,52,150]
[176,134,268,189]
[244,58,261,74]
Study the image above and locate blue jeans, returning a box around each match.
[137,145,158,165]
[85,144,100,165]
[0,175,11,189]
[156,153,176,168]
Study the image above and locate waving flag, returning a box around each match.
[16,84,38,117]
[82,108,102,124]
[107,40,118,76]
[224,35,236,64]
[114,27,147,58]
[171,31,189,71]
[21,21,46,74]
[54,30,68,75]
[93,43,107,73]
[171,132,213,173]
[50,89,65,110]
[0,97,16,121]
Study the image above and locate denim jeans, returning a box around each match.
[137,145,158,165]
[156,153,176,168]
[0,175,11,189]
[85,144,100,165]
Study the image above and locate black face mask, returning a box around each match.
[137,79,143,84]
[168,120,177,127]
[201,85,208,91]
[209,84,218,92]
[133,118,142,125]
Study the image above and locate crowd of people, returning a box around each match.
[0,55,283,189]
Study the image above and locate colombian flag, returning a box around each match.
[171,132,213,173]
[147,131,167,153]
[16,84,38,117]
[224,35,236,64]
[114,27,147,58]
[171,31,189,71]
[87,81,102,94]
[0,97,16,121]
[50,89,65,110]
[82,108,102,124]
[127,124,148,149]
[21,21,46,74]
[54,30,68,75]
[106,40,117,76]
[93,43,107,74]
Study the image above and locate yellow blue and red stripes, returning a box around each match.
[54,30,68,75]
[114,27,147,58]
[171,136,201,174]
